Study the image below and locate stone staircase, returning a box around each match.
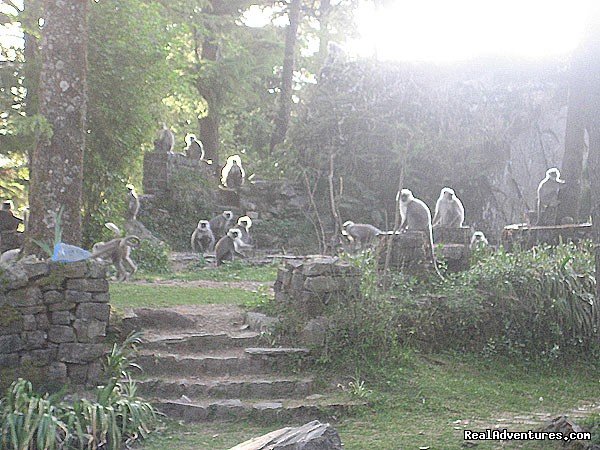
[123,305,360,423]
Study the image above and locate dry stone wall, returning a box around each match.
[0,259,110,386]
[274,257,361,320]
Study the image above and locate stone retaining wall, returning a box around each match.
[0,259,110,386]
[274,256,361,319]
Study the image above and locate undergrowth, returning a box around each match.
[311,242,600,373]
[0,332,156,450]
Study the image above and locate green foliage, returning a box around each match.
[0,331,156,450]
[0,378,156,450]
[132,240,172,274]
[306,243,599,371]
[104,331,144,381]
[32,207,64,257]
[82,0,176,246]
[582,414,600,445]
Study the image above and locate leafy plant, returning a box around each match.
[337,376,373,399]
[32,207,64,257]
[132,240,171,274]
[104,331,144,380]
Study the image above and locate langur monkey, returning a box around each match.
[537,168,565,226]
[156,123,175,153]
[470,231,489,250]
[209,210,234,240]
[221,155,245,190]
[398,189,444,279]
[186,134,205,160]
[126,184,140,221]
[215,228,252,266]
[236,215,253,245]
[91,223,140,281]
[341,221,382,251]
[432,187,465,228]
[191,220,215,253]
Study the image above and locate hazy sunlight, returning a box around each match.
[349,0,593,61]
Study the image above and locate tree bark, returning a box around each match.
[198,34,220,172]
[269,0,301,153]
[556,52,589,223]
[25,0,89,252]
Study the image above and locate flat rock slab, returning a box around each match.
[245,347,310,356]
[229,420,342,450]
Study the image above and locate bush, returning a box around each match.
[132,239,171,273]
[0,332,156,450]
[314,242,600,368]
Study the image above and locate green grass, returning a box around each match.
[109,284,261,309]
[140,262,278,283]
[140,355,600,450]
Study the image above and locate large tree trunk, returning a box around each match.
[557,48,589,223]
[269,0,301,153]
[25,0,89,253]
[197,34,220,172]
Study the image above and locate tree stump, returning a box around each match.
[501,223,592,251]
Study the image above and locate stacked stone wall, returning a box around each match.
[274,257,361,319]
[0,259,110,386]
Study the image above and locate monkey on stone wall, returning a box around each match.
[221,155,245,190]
[536,168,565,226]
[432,187,465,228]
[186,134,205,161]
[398,188,444,279]
[341,221,381,251]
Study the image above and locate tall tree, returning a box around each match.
[26,0,89,250]
[269,0,301,152]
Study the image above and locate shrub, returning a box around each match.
[132,239,171,273]
[0,332,156,450]
[314,242,599,367]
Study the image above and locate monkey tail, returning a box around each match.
[121,235,141,249]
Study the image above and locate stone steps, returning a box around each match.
[137,375,314,399]
[141,331,261,352]
[137,347,309,377]
[131,305,362,423]
[154,396,364,423]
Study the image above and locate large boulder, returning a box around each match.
[229,420,342,450]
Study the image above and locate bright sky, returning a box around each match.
[0,1,597,62]
[349,0,594,61]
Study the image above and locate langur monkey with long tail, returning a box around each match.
[91,223,140,281]
[341,221,382,251]
[432,187,465,228]
[537,168,565,226]
[398,189,444,279]
[191,220,215,253]
[215,228,252,266]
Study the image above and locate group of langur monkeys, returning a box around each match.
[341,167,567,265]
[155,124,247,190]
[0,167,566,279]
[190,211,254,266]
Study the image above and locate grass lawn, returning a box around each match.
[109,284,262,309]
[140,262,278,283]
[140,355,600,450]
